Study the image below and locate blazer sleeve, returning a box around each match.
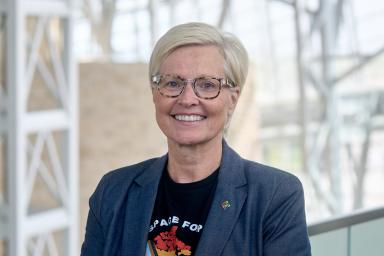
[262,175,311,256]
[80,176,108,256]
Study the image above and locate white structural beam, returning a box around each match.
[62,1,79,255]
[2,0,78,255]
[24,110,70,133]
[7,1,28,255]
[24,208,70,237]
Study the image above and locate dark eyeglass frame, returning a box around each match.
[151,74,237,100]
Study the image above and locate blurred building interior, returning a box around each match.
[0,0,384,255]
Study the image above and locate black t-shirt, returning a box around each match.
[146,168,219,256]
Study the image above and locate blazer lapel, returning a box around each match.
[121,155,167,256]
[195,142,248,255]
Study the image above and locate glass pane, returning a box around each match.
[350,218,384,256]
[310,228,348,256]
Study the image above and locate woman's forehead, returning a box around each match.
[159,45,225,77]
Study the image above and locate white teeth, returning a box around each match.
[174,115,204,122]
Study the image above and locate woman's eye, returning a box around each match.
[165,80,181,89]
[200,81,216,89]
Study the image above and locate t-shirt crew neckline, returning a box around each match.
[164,167,220,190]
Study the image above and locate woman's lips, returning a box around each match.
[173,114,206,122]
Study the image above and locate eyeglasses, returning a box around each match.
[151,74,237,100]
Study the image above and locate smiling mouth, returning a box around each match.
[173,114,206,122]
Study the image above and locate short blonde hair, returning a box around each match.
[149,22,249,90]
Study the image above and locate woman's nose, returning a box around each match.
[177,82,199,106]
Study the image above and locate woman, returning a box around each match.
[81,22,311,256]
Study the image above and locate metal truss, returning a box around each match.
[0,0,78,255]
[269,0,384,214]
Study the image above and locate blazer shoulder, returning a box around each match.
[93,157,160,197]
[88,156,164,218]
[102,157,159,186]
[242,160,306,224]
[243,159,303,189]
[105,157,158,179]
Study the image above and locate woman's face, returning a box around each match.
[152,45,239,147]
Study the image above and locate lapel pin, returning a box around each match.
[221,200,231,210]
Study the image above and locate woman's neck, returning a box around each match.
[167,138,223,183]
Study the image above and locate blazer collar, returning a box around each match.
[121,155,167,255]
[135,154,168,186]
[218,140,247,187]
[195,140,248,255]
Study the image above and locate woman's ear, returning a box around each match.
[223,87,240,135]
[228,87,240,116]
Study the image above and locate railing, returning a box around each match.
[309,206,384,256]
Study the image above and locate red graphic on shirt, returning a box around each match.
[151,226,192,256]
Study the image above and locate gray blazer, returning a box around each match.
[81,141,311,255]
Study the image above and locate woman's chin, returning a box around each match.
[167,134,222,148]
